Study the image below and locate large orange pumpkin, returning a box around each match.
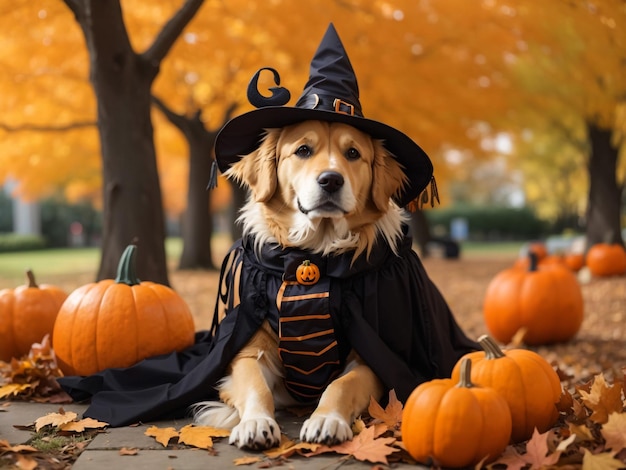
[401,358,511,468]
[483,253,584,345]
[0,270,68,361]
[451,335,562,443]
[53,245,195,376]
[586,243,626,277]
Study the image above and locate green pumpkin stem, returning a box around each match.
[456,358,474,388]
[478,334,506,359]
[115,245,141,286]
[302,260,311,266]
[25,269,38,288]
[528,251,539,272]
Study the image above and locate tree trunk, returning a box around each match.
[585,123,624,249]
[178,121,216,270]
[80,1,168,284]
[64,0,205,284]
[151,99,239,270]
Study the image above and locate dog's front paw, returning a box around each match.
[300,413,353,446]
[229,417,281,450]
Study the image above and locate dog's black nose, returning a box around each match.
[317,171,344,193]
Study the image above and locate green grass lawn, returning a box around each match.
[0,238,522,284]
[0,238,185,284]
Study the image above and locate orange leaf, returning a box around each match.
[233,456,263,466]
[368,389,403,430]
[119,447,138,456]
[177,424,219,449]
[262,435,319,459]
[60,417,108,432]
[307,425,399,464]
[579,374,624,424]
[145,425,179,447]
[493,428,560,469]
[15,454,38,470]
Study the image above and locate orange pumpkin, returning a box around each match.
[451,335,562,443]
[402,358,511,467]
[0,270,68,361]
[563,252,585,272]
[53,245,195,376]
[586,243,626,277]
[295,260,321,285]
[483,253,584,345]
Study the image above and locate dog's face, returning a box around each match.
[225,120,408,257]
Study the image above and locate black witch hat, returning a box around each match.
[213,23,436,208]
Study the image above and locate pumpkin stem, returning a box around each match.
[478,334,506,359]
[528,252,539,272]
[25,269,38,288]
[455,358,474,388]
[302,260,311,266]
[115,245,141,286]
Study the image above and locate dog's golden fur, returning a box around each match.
[193,120,409,449]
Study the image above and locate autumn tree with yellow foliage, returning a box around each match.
[0,0,624,283]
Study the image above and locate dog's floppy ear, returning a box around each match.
[371,141,407,212]
[224,130,279,203]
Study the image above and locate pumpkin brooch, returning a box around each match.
[295,260,321,286]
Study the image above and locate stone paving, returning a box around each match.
[2,401,425,469]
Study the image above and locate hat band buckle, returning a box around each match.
[333,99,355,116]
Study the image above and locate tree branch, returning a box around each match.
[151,95,188,131]
[143,0,205,64]
[0,121,96,132]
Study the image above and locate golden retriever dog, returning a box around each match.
[192,120,409,449]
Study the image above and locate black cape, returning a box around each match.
[58,234,478,427]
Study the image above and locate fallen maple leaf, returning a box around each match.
[568,422,596,443]
[368,389,403,430]
[579,374,624,424]
[307,424,399,464]
[233,456,263,466]
[145,425,179,447]
[262,435,319,459]
[119,447,138,455]
[177,424,228,449]
[0,383,35,399]
[581,448,624,470]
[601,412,626,453]
[493,428,561,469]
[60,417,108,433]
[34,410,78,432]
[0,439,38,453]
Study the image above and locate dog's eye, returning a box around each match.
[295,145,313,158]
[345,147,361,160]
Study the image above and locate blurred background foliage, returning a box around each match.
[0,0,624,270]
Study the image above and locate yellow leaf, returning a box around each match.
[579,374,623,424]
[144,425,179,447]
[60,417,108,432]
[262,435,319,459]
[582,448,624,470]
[233,456,263,465]
[601,412,626,453]
[34,410,78,432]
[177,424,215,449]
[0,383,34,399]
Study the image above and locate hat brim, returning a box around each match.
[214,107,433,207]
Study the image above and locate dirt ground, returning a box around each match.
[169,248,625,388]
